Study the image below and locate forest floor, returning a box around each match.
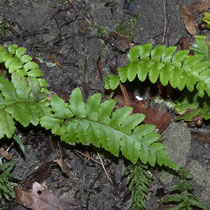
[0,0,210,209]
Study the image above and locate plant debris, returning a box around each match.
[15,182,80,210]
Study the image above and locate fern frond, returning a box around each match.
[190,35,210,60]
[175,90,210,121]
[0,161,17,200]
[40,88,178,169]
[125,162,150,209]
[0,45,50,138]
[105,40,210,97]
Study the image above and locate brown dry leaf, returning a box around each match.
[24,161,53,191]
[191,130,210,145]
[103,31,139,52]
[15,182,80,210]
[108,56,118,75]
[97,56,102,80]
[0,147,12,160]
[120,83,171,133]
[54,157,70,174]
[181,0,210,35]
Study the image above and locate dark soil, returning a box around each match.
[0,0,210,209]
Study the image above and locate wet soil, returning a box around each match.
[0,0,210,209]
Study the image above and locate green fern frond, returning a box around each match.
[0,45,50,138]
[175,90,210,121]
[162,168,207,210]
[105,39,210,97]
[0,161,18,200]
[40,88,178,169]
[125,162,150,210]
[190,35,210,60]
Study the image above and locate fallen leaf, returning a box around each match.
[24,161,53,191]
[97,56,102,80]
[15,182,80,210]
[181,0,210,35]
[176,37,195,51]
[191,130,210,145]
[54,157,70,174]
[0,147,12,160]
[108,55,118,75]
[120,83,171,133]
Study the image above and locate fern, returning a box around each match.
[0,44,179,206]
[189,35,210,60]
[125,162,150,209]
[105,37,210,98]
[0,45,50,138]
[40,88,178,169]
[0,161,17,200]
[175,90,210,121]
[162,168,207,210]
[174,36,210,121]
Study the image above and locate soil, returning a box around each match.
[0,0,210,209]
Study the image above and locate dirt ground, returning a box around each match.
[0,0,210,209]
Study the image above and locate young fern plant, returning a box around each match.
[162,167,207,210]
[104,35,210,121]
[125,162,150,209]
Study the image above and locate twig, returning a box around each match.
[68,0,92,25]
[74,149,101,165]
[97,152,112,182]
[161,0,168,44]
[80,150,87,210]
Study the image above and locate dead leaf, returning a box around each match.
[15,182,80,210]
[0,147,12,160]
[97,56,102,80]
[191,130,210,145]
[120,83,171,133]
[24,161,53,191]
[108,56,118,75]
[54,157,70,174]
[176,37,195,51]
[181,0,210,35]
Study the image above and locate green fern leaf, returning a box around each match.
[86,93,101,120]
[105,39,210,97]
[175,90,210,121]
[69,88,86,118]
[41,88,177,168]
[190,35,210,60]
[0,110,15,138]
[50,95,73,118]
[125,163,150,209]
[8,45,19,55]
[0,45,50,138]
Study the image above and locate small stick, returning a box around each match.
[97,152,112,182]
[74,149,101,165]
[68,0,92,25]
[162,0,168,44]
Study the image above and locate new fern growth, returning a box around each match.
[0,161,17,200]
[162,167,207,210]
[125,162,150,209]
